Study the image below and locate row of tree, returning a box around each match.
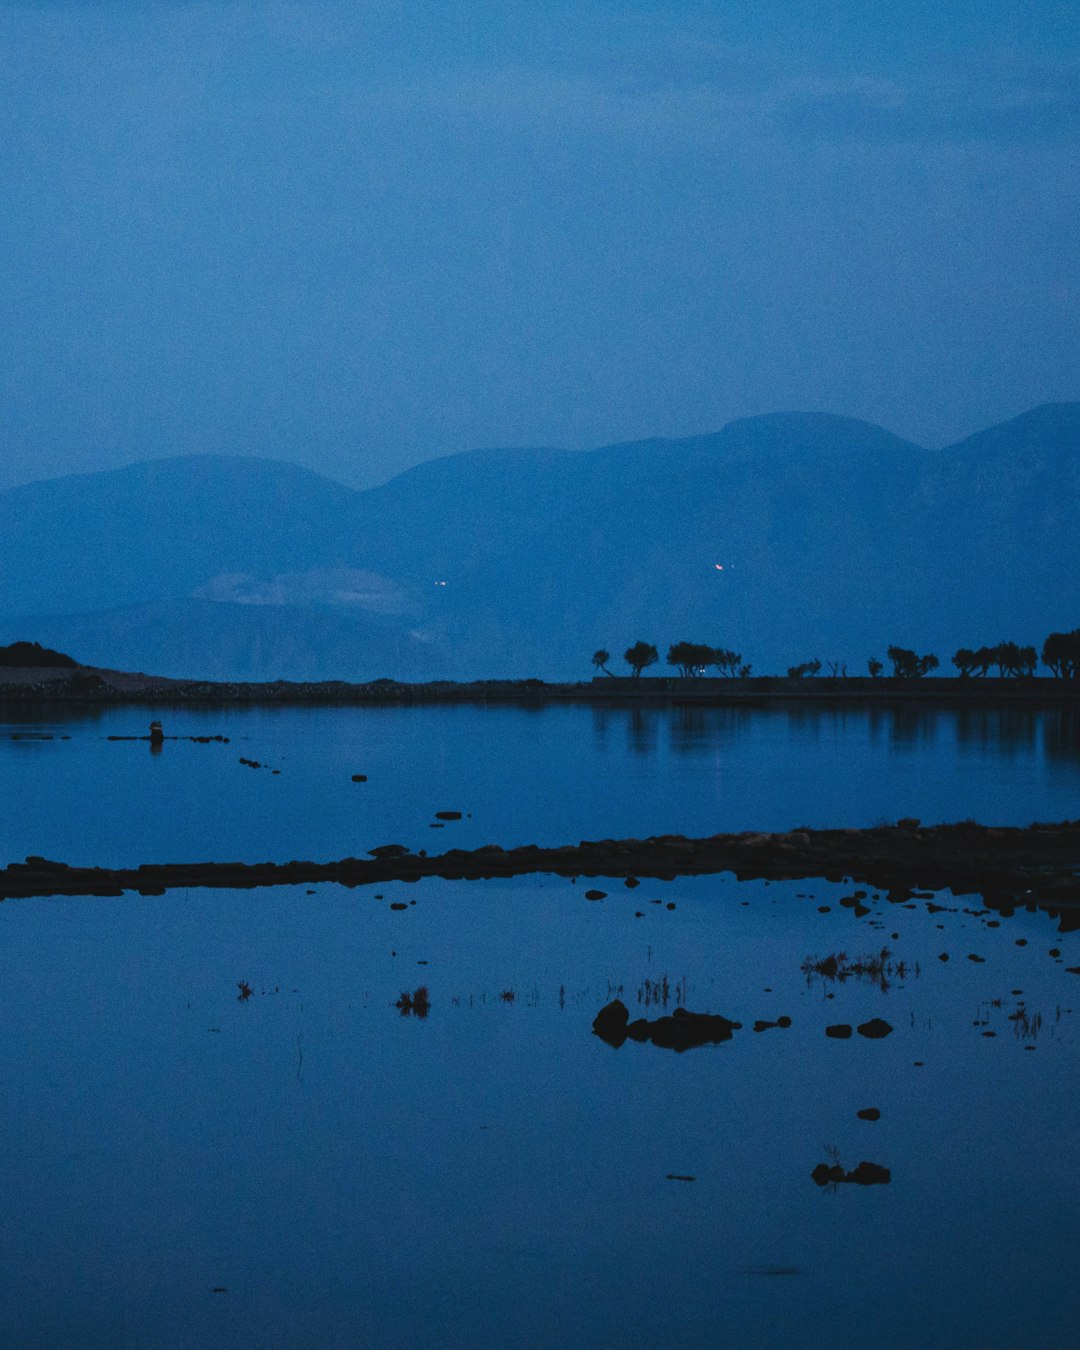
[592,628,1080,680]
[593,643,747,679]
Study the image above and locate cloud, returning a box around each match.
[773,74,1080,145]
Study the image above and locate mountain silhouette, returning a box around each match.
[1,406,1076,680]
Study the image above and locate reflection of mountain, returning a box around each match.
[1,404,1078,681]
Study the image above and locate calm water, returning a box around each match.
[1,704,1078,1346]
[1,702,1078,866]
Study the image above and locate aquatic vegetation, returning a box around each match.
[395,986,431,1017]
[801,947,913,991]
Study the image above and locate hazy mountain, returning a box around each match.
[1,405,1077,680]
[0,600,447,684]
[0,455,361,616]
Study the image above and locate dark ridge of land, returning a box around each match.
[1,665,1079,707]
[3,820,1080,926]
[0,642,78,669]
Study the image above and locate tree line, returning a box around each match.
[591,628,1080,680]
[592,642,748,679]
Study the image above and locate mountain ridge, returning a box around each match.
[2,403,1076,681]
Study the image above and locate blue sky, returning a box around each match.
[1,0,1078,488]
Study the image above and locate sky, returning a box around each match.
[1,0,1078,490]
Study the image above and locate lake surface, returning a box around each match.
[1,701,1078,866]
[1,704,1078,1346]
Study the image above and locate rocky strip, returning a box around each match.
[2,820,1080,919]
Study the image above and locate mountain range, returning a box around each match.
[1,403,1077,681]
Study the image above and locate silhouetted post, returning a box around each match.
[149,720,164,751]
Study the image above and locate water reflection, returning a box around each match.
[956,708,1039,756]
[886,705,940,748]
[395,985,431,1017]
[801,947,915,993]
[1045,708,1080,765]
[4,701,1080,868]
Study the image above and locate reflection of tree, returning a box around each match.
[1044,709,1080,766]
[589,704,754,759]
[955,708,1038,758]
[668,706,754,757]
[628,706,658,757]
[887,706,939,747]
[671,706,709,754]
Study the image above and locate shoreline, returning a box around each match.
[2,666,1079,709]
[4,820,1079,925]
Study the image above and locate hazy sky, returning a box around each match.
[2,0,1078,489]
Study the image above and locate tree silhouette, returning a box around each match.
[1043,629,1080,678]
[887,646,938,678]
[667,642,712,677]
[710,647,742,678]
[624,640,658,678]
[591,649,613,676]
[955,642,1037,677]
[787,659,821,679]
[867,657,883,679]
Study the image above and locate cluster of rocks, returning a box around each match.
[592,999,744,1051]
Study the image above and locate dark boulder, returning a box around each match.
[592,999,630,1047]
[812,1159,891,1187]
[594,1001,741,1051]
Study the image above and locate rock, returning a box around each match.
[584,889,607,900]
[848,1161,891,1185]
[857,1018,893,1039]
[753,1017,792,1032]
[825,1024,853,1039]
[812,1159,891,1187]
[592,999,630,1047]
[645,1008,741,1051]
[625,877,640,888]
[434,811,462,820]
[596,1001,741,1051]
[368,844,410,859]
[856,1108,881,1121]
[351,774,368,782]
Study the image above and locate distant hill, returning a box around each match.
[1,404,1077,680]
[0,640,76,668]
